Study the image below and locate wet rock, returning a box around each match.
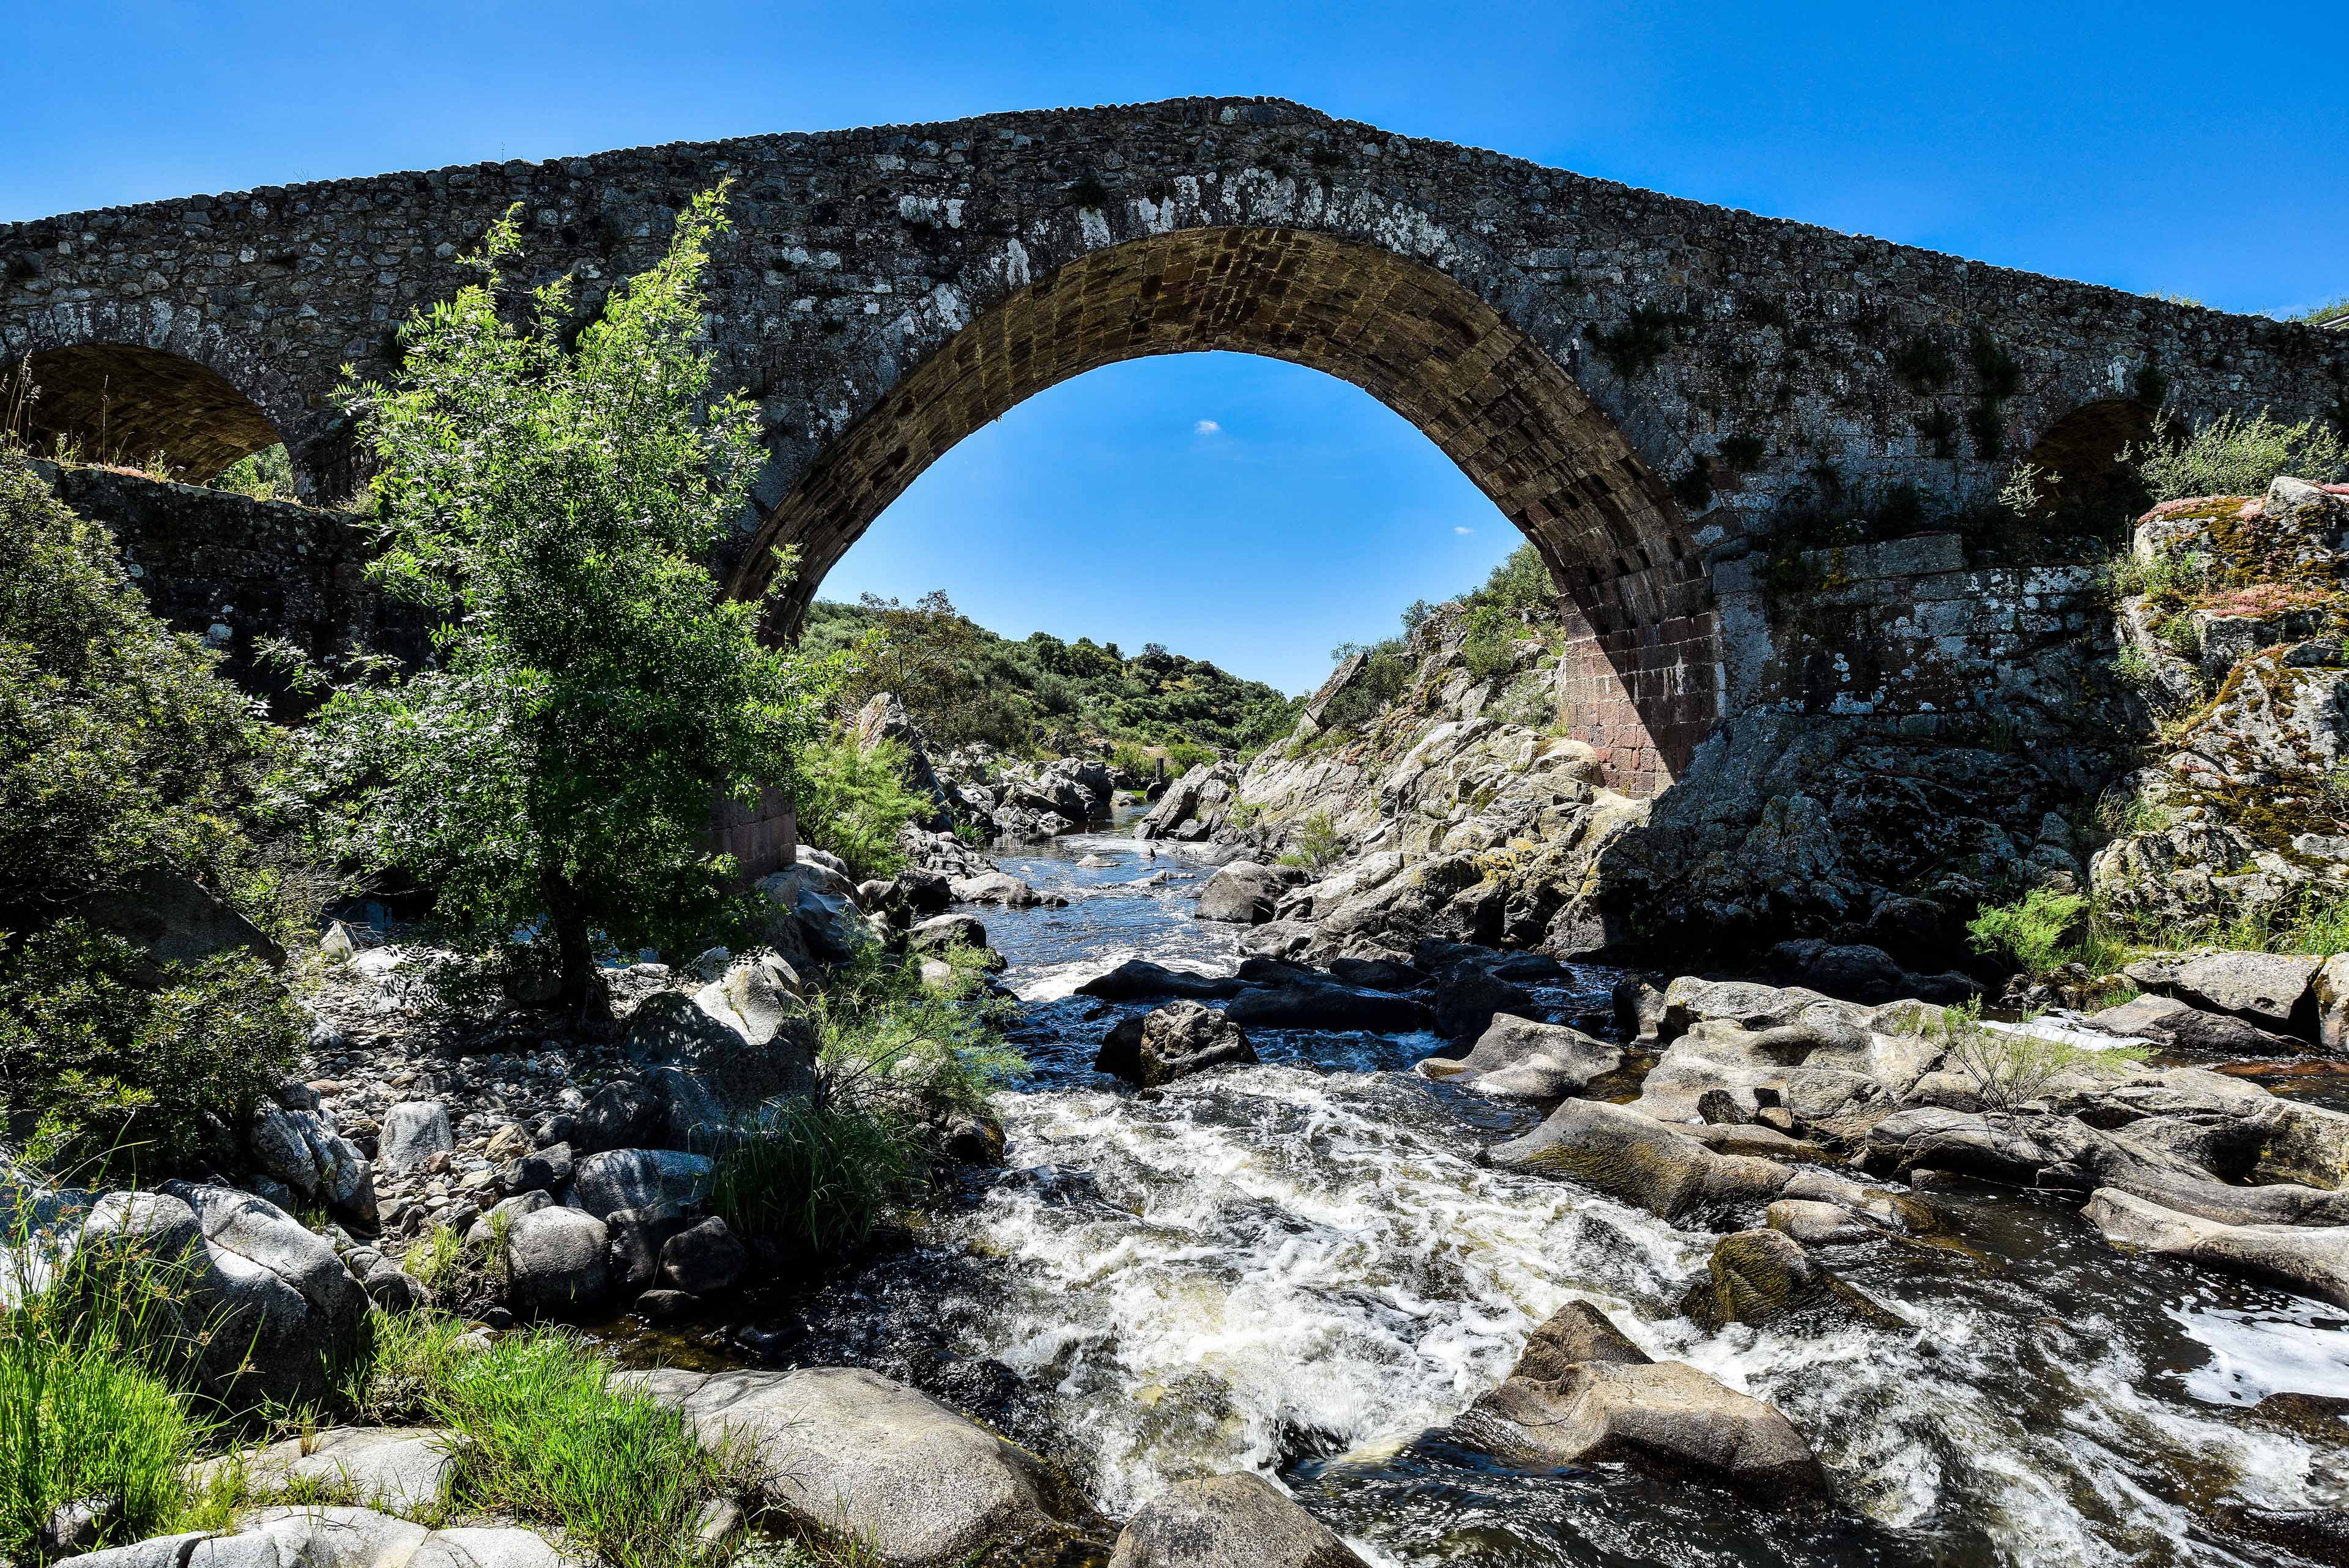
[568,1148,713,1220]
[1096,1001,1257,1088]
[659,1217,748,1295]
[1417,1014,1620,1099]
[1222,983,1436,1034]
[622,1365,1097,1566]
[2124,950,2321,1038]
[503,1206,610,1317]
[1679,1228,1894,1330]
[78,1184,367,1410]
[1766,1198,1886,1247]
[942,1112,1006,1165]
[1106,1472,1367,1567]
[606,1202,693,1296]
[375,1101,453,1172]
[1076,959,1245,1002]
[2085,1187,2349,1309]
[1195,861,1304,924]
[1462,1301,1824,1496]
[1431,962,1534,1045]
[1486,1100,1793,1223]
[951,871,1064,907]
[1326,954,1424,992]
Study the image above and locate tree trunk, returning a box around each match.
[541,871,604,1024]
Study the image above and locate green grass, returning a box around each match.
[1967,888,2086,977]
[0,1326,204,1559]
[425,1329,722,1568]
[708,1099,921,1257]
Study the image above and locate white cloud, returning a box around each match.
[1193,419,1221,436]
[1453,525,1474,535]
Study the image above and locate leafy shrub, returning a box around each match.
[1278,811,1346,872]
[794,738,929,881]
[1316,639,1413,735]
[2129,409,2349,502]
[1461,606,1522,685]
[0,924,302,1179]
[1966,887,2085,977]
[1465,542,1556,614]
[209,444,294,502]
[1934,998,2141,1115]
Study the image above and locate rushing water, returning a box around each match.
[689,812,2349,1565]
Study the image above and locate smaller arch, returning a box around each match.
[10,344,283,483]
[2020,396,2156,524]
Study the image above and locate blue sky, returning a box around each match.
[6,1,2343,691]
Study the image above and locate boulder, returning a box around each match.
[2085,1188,2349,1309]
[1417,1014,1620,1099]
[1222,984,1436,1034]
[1461,1302,1823,1495]
[659,1217,748,1295]
[502,1206,610,1317]
[76,1185,366,1410]
[568,1148,713,1220]
[2084,992,2303,1057]
[71,867,283,981]
[757,863,881,959]
[1105,1473,1367,1568]
[1431,962,1534,1045]
[245,1105,377,1224]
[495,1143,574,1199]
[907,912,989,955]
[1195,861,1301,924]
[950,871,1064,907]
[1766,1198,1887,1248]
[622,1366,1094,1565]
[2315,953,2349,1055]
[606,1202,694,1296]
[374,1101,453,1172]
[1096,1001,1257,1088]
[623,968,816,1146]
[1075,960,1245,1002]
[1326,954,1425,992]
[1487,1101,1794,1223]
[2125,950,2321,1038]
[568,1078,662,1155]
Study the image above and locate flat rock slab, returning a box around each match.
[60,1505,570,1568]
[193,1428,464,1517]
[1469,1359,1825,1495]
[2087,1187,2349,1309]
[620,1365,1095,1565]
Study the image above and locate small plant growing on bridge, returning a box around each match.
[1590,303,1686,380]
[294,186,838,1017]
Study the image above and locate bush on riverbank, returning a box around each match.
[792,737,930,882]
[0,450,311,1181]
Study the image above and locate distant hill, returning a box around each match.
[804,593,1301,760]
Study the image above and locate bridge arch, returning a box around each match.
[740,226,1718,796]
[9,342,284,483]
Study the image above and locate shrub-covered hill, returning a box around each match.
[803,592,1301,758]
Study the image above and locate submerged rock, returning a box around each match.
[1077,959,1245,1002]
[1222,983,1435,1034]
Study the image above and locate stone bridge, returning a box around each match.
[7,96,2346,795]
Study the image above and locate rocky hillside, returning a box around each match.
[2094,477,2349,933]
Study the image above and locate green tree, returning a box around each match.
[296,187,836,1016]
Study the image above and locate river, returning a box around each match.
[681,816,2349,1566]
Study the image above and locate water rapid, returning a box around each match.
[711,817,2349,1566]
